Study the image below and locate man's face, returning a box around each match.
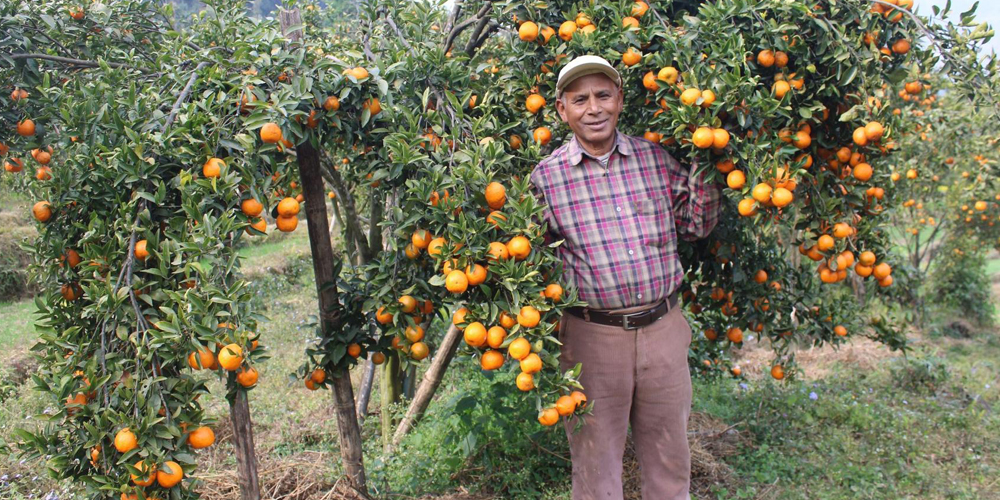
[556,73,624,149]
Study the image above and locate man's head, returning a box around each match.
[555,56,624,153]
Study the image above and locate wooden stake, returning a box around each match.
[391,324,462,447]
[229,391,261,500]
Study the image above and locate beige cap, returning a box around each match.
[556,55,622,97]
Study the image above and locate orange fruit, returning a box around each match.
[658,66,679,84]
[873,262,892,280]
[131,460,157,487]
[134,239,150,260]
[621,47,642,66]
[412,229,432,250]
[236,365,258,387]
[752,183,772,203]
[680,88,701,106]
[508,337,531,360]
[276,215,298,232]
[487,326,507,349]
[305,379,318,390]
[859,251,876,266]
[323,96,340,111]
[157,460,184,488]
[372,352,386,365]
[17,119,36,136]
[737,198,756,217]
[346,66,369,80]
[558,21,577,41]
[516,372,535,391]
[712,128,730,149]
[202,157,224,178]
[727,327,743,343]
[892,38,911,54]
[771,365,785,380]
[398,295,417,314]
[853,163,873,181]
[115,428,137,453]
[525,94,546,114]
[642,71,659,92]
[277,197,300,217]
[499,311,517,329]
[834,325,847,337]
[631,1,649,17]
[774,51,789,68]
[757,49,775,67]
[247,218,267,235]
[691,127,714,149]
[61,249,82,268]
[771,187,793,208]
[555,395,577,416]
[543,283,564,302]
[452,307,469,328]
[445,270,469,294]
[864,121,884,141]
[507,236,531,260]
[187,426,215,449]
[241,198,263,217]
[485,182,506,209]
[622,16,639,29]
[405,325,425,343]
[427,237,447,256]
[347,343,362,358]
[187,348,217,370]
[533,126,552,145]
[310,368,327,384]
[464,322,488,347]
[480,349,505,370]
[773,80,791,98]
[570,391,588,407]
[817,234,834,251]
[260,122,282,143]
[517,306,541,328]
[217,344,243,371]
[520,352,542,374]
[726,170,746,190]
[376,306,394,325]
[518,21,539,42]
[465,264,488,286]
[410,341,429,360]
[538,407,559,426]
[701,89,717,108]
[853,127,868,146]
[33,201,52,222]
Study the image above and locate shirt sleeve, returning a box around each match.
[529,166,561,246]
[665,153,721,241]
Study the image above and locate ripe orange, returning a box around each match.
[464,322,488,347]
[465,264,488,286]
[114,428,137,453]
[157,460,184,488]
[4,157,24,173]
[35,150,52,165]
[277,197,300,217]
[631,1,649,17]
[558,21,577,41]
[412,229,432,249]
[658,66,679,84]
[853,127,868,146]
[774,51,789,68]
[834,325,847,337]
[241,198,263,217]
[771,187,793,208]
[771,365,785,380]
[751,183,772,203]
[61,249,82,268]
[642,71,658,92]
[832,222,852,239]
[712,128,729,149]
[305,379,318,390]
[555,395,577,416]
[516,372,535,391]
[533,126,552,145]
[345,66,369,79]
[538,407,559,426]
[188,426,215,449]
[873,262,892,280]
[727,327,743,343]
[485,182,506,209]
[452,307,469,328]
[520,352,542,374]
[260,122,282,143]
[310,368,327,384]
[737,198,756,217]
[509,135,523,150]
[33,201,52,222]
[773,80,791,98]
[323,96,340,111]
[131,460,157,486]
[754,269,768,284]
[817,234,834,251]
[621,47,642,66]
[134,239,150,260]
[622,16,639,29]
[680,88,701,106]
[517,306,541,328]
[398,295,417,314]
[507,236,531,260]
[859,251,876,266]
[864,121,884,141]
[487,326,507,349]
[853,163,873,181]
[405,325,425,343]
[570,391,587,407]
[480,350,505,370]
[543,283,564,302]
[499,311,517,329]
[757,49,775,67]
[691,127,714,149]
[445,270,469,294]
[892,38,911,54]
[347,343,362,358]
[276,215,298,232]
[17,119,36,136]
[247,218,267,235]
[187,348,217,370]
[217,344,243,371]
[202,157,224,178]
[792,130,811,149]
[726,170,746,190]
[525,94,546,114]
[372,352,386,365]
[410,341,429,360]
[508,337,531,360]
[427,237,447,256]
[518,21,539,42]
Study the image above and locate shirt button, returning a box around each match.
[616,206,622,212]
[628,249,634,256]
[637,293,643,299]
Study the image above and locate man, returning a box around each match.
[530,55,721,499]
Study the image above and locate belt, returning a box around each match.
[566,293,677,330]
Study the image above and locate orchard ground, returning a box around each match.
[1,193,999,500]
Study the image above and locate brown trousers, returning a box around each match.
[559,303,693,500]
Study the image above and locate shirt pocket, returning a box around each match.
[634,196,673,247]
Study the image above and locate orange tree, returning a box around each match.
[3,0,999,497]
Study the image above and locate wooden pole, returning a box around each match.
[391,324,462,448]
[229,391,261,500]
[297,140,368,490]
[380,351,403,449]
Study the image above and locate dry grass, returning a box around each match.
[733,332,905,381]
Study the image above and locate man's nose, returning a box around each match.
[586,95,602,114]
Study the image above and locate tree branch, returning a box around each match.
[323,158,372,261]
[164,61,210,133]
[444,1,462,34]
[8,53,147,71]
[444,3,491,53]
[466,20,498,57]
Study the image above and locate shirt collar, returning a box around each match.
[568,131,631,166]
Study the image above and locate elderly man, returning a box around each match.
[530,55,721,499]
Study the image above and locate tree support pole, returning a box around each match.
[297,140,367,491]
[380,351,403,450]
[391,324,462,448]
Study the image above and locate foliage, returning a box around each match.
[930,238,996,326]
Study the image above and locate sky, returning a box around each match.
[929,0,1000,56]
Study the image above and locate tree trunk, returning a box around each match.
[403,364,417,399]
[229,391,261,500]
[380,350,403,449]
[356,352,376,423]
[296,141,367,490]
[391,324,462,448]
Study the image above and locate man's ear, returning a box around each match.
[555,97,568,123]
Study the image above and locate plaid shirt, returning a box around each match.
[531,132,721,310]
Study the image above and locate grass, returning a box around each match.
[2,233,1000,499]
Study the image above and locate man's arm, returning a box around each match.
[665,153,721,241]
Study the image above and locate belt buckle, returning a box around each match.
[621,310,648,330]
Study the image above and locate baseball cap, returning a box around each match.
[556,55,623,97]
